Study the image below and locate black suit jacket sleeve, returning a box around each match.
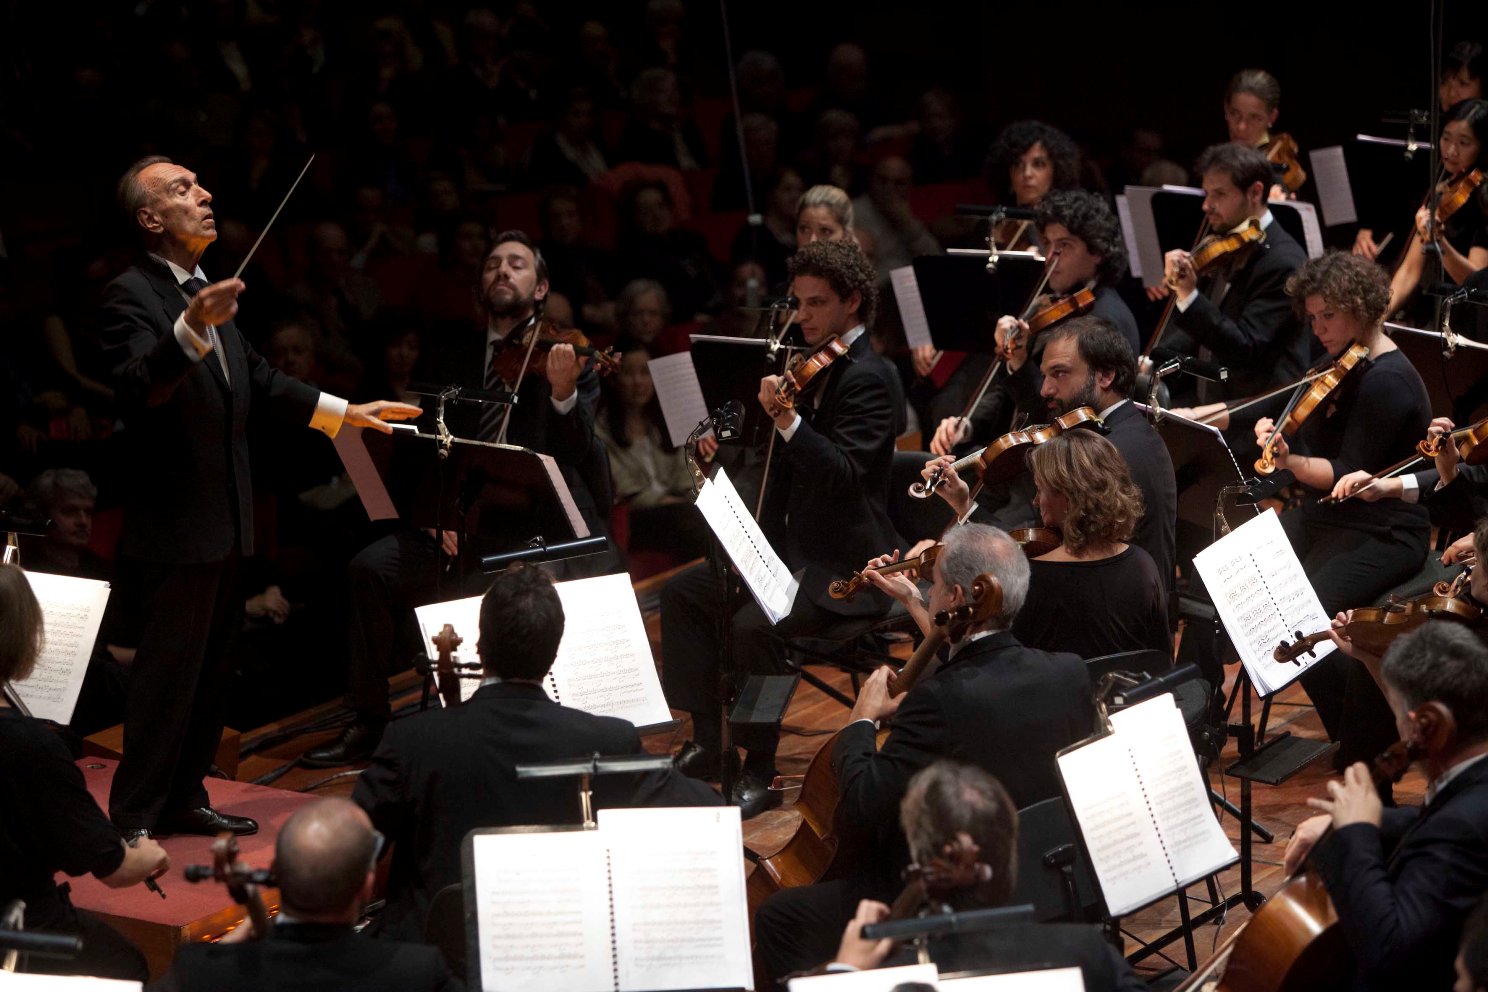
[831,686,945,829]
[779,363,896,498]
[351,740,415,843]
[1412,464,1488,533]
[100,274,201,414]
[1172,254,1296,368]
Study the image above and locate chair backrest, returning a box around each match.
[1012,796,1103,923]
[423,882,467,982]
[1084,649,1171,685]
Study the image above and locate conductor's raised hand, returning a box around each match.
[345,399,423,434]
[183,278,246,334]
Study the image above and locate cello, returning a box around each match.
[183,833,275,941]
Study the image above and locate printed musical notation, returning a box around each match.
[12,571,111,724]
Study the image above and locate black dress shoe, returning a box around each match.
[673,741,722,780]
[732,772,783,820]
[302,720,385,768]
[158,806,259,837]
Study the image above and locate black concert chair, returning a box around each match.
[1012,796,1103,924]
[424,882,467,981]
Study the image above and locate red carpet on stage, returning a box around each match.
[61,758,314,978]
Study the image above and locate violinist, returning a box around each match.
[1253,251,1431,769]
[157,798,461,991]
[1222,68,1306,197]
[927,190,1141,448]
[925,317,1176,590]
[1280,622,1488,992]
[1332,412,1488,539]
[826,761,1146,991]
[1380,99,1488,320]
[306,230,605,767]
[753,524,1093,982]
[1155,142,1307,428]
[660,239,901,818]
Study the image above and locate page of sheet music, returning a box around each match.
[1192,508,1333,694]
[694,467,799,624]
[648,352,713,449]
[1121,187,1166,290]
[1056,733,1173,917]
[1110,697,1236,888]
[1308,146,1357,227]
[331,425,398,520]
[938,967,1086,991]
[1287,201,1324,258]
[786,964,939,991]
[471,831,613,992]
[550,573,673,729]
[1114,194,1141,280]
[412,595,485,703]
[11,571,110,725]
[0,974,142,991]
[600,807,752,992]
[890,266,933,350]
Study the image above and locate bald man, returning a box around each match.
[155,798,461,991]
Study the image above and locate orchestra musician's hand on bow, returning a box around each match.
[930,417,971,457]
[1444,533,1477,566]
[1351,228,1382,261]
[833,899,895,971]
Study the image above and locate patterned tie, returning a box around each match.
[478,345,508,442]
[181,276,230,383]
[183,276,209,298]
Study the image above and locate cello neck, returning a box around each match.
[889,626,951,697]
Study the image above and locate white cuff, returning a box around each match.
[778,413,803,442]
[309,392,350,437]
[1398,474,1420,502]
[550,390,578,415]
[173,312,212,360]
[1174,289,1200,312]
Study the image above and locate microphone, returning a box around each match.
[480,535,610,573]
[955,204,1038,220]
[1156,356,1229,382]
[1426,282,1488,302]
[0,511,51,537]
[1112,663,1202,707]
[710,400,745,442]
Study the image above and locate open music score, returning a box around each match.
[413,572,673,730]
[10,570,111,725]
[694,467,799,624]
[465,807,751,992]
[1192,508,1334,695]
[646,351,712,449]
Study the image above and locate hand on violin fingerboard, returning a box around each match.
[758,375,793,429]
[994,315,1029,370]
[1163,249,1198,298]
[1308,762,1384,830]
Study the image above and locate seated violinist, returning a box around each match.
[1282,622,1488,992]
[923,317,1176,591]
[1334,412,1488,542]
[1222,68,1306,197]
[902,431,1168,659]
[929,190,1139,454]
[826,761,1147,991]
[753,524,1094,982]
[1253,251,1432,771]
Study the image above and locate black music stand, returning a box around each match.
[1387,319,1488,426]
[1145,187,1315,258]
[912,253,1044,352]
[690,334,799,449]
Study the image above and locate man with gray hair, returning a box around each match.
[754,523,1095,980]
[157,798,460,991]
[21,468,105,578]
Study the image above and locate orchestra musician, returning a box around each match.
[660,239,901,818]
[826,761,1147,991]
[1283,622,1488,991]
[1255,251,1432,770]
[796,183,857,247]
[0,564,167,982]
[1222,68,1306,196]
[1334,411,1488,541]
[304,231,604,768]
[753,524,1094,981]
[927,189,1142,452]
[101,157,419,838]
[352,565,717,942]
[1153,142,1308,432]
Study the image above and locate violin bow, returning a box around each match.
[232,154,315,281]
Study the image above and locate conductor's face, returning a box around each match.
[482,241,547,319]
[138,162,217,248]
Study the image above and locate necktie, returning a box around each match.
[478,344,507,442]
[181,276,230,383]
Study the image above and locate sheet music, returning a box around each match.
[1286,201,1324,258]
[0,976,141,992]
[648,352,713,449]
[1114,195,1141,280]
[1121,187,1166,289]
[787,964,939,991]
[549,574,673,729]
[412,595,484,703]
[471,830,613,992]
[890,265,934,350]
[694,467,799,624]
[601,807,752,992]
[534,450,591,539]
[1192,508,1333,694]
[1309,146,1357,227]
[332,426,398,520]
[11,571,110,725]
[938,967,1086,991]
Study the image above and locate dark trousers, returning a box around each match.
[1282,511,1426,767]
[659,562,845,772]
[109,554,241,829]
[754,873,895,984]
[21,908,148,983]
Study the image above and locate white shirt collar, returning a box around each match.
[487,313,538,349]
[1427,753,1488,804]
[1230,210,1274,235]
[838,324,867,349]
[1098,398,1128,419]
[949,628,999,658]
[151,254,206,286]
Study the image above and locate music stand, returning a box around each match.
[1134,405,1251,533]
[912,253,1044,352]
[1127,186,1319,290]
[1387,320,1488,425]
[690,334,799,449]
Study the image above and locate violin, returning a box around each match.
[999,287,1098,362]
[1436,168,1485,226]
[1322,414,1488,504]
[1142,218,1266,360]
[749,574,1001,905]
[1174,739,1422,992]
[880,833,997,931]
[1273,565,1479,665]
[490,317,621,386]
[1254,343,1369,476]
[184,833,275,941]
[776,336,850,410]
[1009,526,1062,558]
[830,544,941,602]
[1264,132,1307,193]
[911,406,1104,501]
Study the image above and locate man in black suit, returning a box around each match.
[101,156,418,838]
[304,231,603,767]
[1284,621,1488,992]
[352,565,718,942]
[826,761,1147,991]
[753,523,1096,980]
[1157,141,1309,432]
[154,798,460,991]
[661,239,902,817]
